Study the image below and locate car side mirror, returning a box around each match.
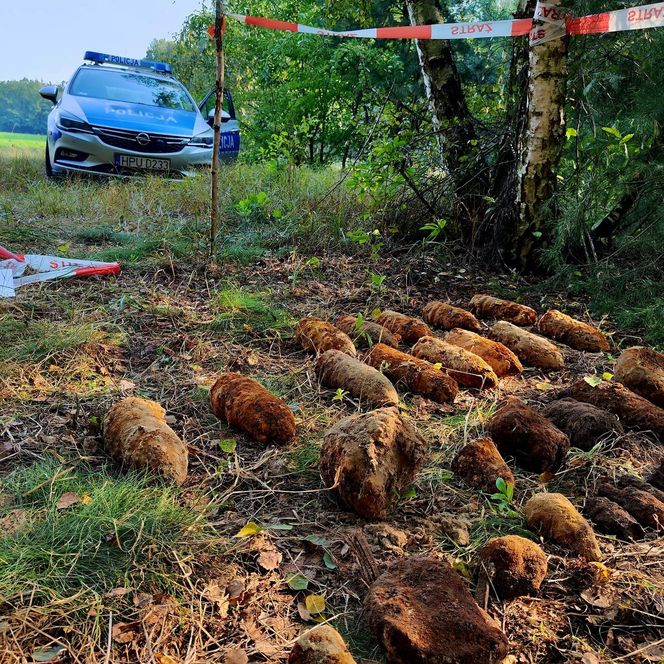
[207,109,231,126]
[39,85,59,105]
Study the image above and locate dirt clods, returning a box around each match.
[295,317,357,356]
[538,310,609,352]
[583,496,645,540]
[422,300,481,332]
[376,310,432,344]
[489,321,564,371]
[488,397,570,473]
[209,373,297,444]
[478,535,548,599]
[614,346,664,408]
[319,407,426,519]
[335,314,400,349]
[103,397,188,484]
[451,437,514,493]
[541,398,624,451]
[560,379,664,440]
[411,336,498,390]
[365,556,509,664]
[524,493,602,561]
[597,480,664,531]
[469,294,537,326]
[288,625,356,664]
[443,328,523,377]
[365,343,459,404]
[316,349,399,408]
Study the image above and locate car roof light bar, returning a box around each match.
[83,51,173,74]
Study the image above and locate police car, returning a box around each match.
[39,51,240,178]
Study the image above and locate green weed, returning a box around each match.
[0,459,211,603]
[212,283,293,334]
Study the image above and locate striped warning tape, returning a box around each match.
[0,243,121,298]
[212,1,664,43]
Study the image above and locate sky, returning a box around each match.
[0,0,207,83]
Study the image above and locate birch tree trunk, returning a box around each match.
[511,0,568,269]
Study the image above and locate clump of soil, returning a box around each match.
[376,310,432,344]
[597,480,664,531]
[295,317,357,356]
[319,407,427,519]
[422,300,481,332]
[365,343,459,404]
[524,493,602,561]
[411,336,498,390]
[209,373,297,444]
[478,535,548,599]
[335,314,400,348]
[583,496,645,540]
[614,346,664,407]
[451,437,514,493]
[489,320,564,371]
[560,380,664,440]
[537,309,609,352]
[443,328,523,377]
[288,625,356,664]
[103,397,188,484]
[541,398,624,450]
[316,349,399,408]
[469,294,537,326]
[488,397,570,473]
[365,556,509,664]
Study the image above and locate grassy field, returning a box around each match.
[0,131,45,157]
[0,154,663,663]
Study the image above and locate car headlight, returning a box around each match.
[57,111,93,134]
[189,133,214,148]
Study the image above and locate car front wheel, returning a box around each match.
[45,142,54,178]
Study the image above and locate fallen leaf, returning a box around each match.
[297,601,312,621]
[154,654,180,664]
[583,375,602,387]
[56,492,80,510]
[104,587,132,598]
[224,649,249,664]
[258,547,282,571]
[133,592,153,608]
[111,622,139,644]
[30,645,67,662]
[235,521,263,538]
[81,493,93,505]
[0,509,28,537]
[580,586,618,609]
[202,582,230,617]
[286,573,309,590]
[305,594,326,615]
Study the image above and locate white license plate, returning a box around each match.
[114,154,171,171]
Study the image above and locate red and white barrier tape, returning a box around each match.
[0,243,120,298]
[213,1,664,44]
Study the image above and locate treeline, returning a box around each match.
[0,79,54,134]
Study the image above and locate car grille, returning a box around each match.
[93,126,189,154]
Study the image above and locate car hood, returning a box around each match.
[65,95,206,136]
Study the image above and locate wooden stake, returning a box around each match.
[209,0,225,262]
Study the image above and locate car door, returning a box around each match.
[199,88,240,163]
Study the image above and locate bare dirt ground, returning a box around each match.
[1,242,663,663]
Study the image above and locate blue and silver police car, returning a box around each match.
[40,51,240,178]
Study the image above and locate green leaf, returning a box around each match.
[265,523,294,531]
[584,375,602,387]
[566,127,578,139]
[323,551,337,569]
[401,485,417,500]
[219,438,237,454]
[305,534,329,547]
[496,477,507,494]
[31,646,67,663]
[619,133,634,145]
[602,372,613,381]
[601,126,622,140]
[286,573,309,590]
[532,231,543,238]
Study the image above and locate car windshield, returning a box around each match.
[69,68,195,112]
